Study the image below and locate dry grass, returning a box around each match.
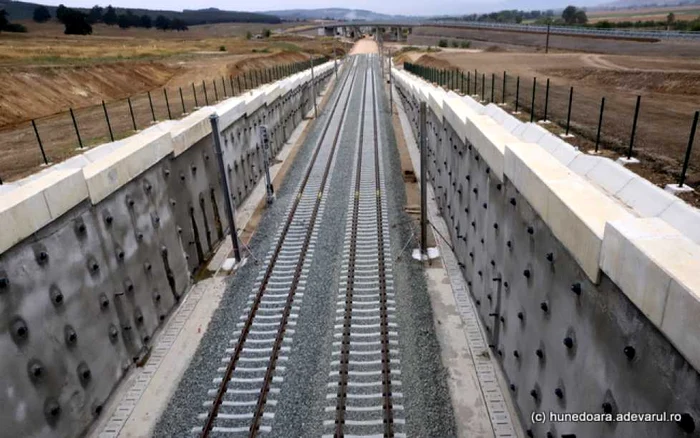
[0,21,324,65]
[0,21,348,182]
[588,5,700,23]
[403,49,700,206]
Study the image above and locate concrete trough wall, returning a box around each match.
[0,61,337,438]
[393,67,700,437]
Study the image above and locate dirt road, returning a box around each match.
[349,38,378,55]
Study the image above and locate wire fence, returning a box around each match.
[0,56,331,184]
[404,61,700,189]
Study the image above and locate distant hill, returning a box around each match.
[594,0,700,8]
[0,1,281,25]
[263,8,419,22]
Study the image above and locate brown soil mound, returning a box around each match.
[542,67,700,95]
[0,62,179,128]
[227,51,310,76]
[414,54,455,70]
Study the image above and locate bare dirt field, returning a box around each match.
[401,49,700,206]
[0,22,347,181]
[587,5,700,23]
[408,26,700,57]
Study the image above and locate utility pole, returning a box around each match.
[257,125,275,205]
[310,56,318,118]
[209,114,241,263]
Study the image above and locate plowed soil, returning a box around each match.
[405,50,700,206]
[0,21,347,181]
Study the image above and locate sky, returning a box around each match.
[36,0,602,16]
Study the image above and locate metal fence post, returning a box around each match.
[530,77,537,123]
[128,97,137,131]
[164,89,172,120]
[148,91,156,122]
[179,87,186,114]
[467,71,471,95]
[543,78,550,122]
[627,95,641,160]
[213,80,219,102]
[419,101,427,260]
[203,81,209,105]
[31,119,49,165]
[481,73,485,101]
[502,71,506,105]
[595,97,606,153]
[230,75,235,95]
[192,83,199,108]
[102,100,114,142]
[515,76,520,113]
[678,110,699,188]
[545,23,551,54]
[209,114,241,263]
[222,77,227,97]
[565,86,573,136]
[490,72,495,103]
[69,108,83,149]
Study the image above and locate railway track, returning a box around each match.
[194,56,360,437]
[323,56,406,438]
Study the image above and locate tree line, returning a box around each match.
[433,5,700,30]
[31,4,190,34]
[0,9,28,32]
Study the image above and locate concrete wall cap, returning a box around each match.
[83,127,173,204]
[601,217,700,371]
[0,168,88,255]
[585,157,637,195]
[171,107,216,156]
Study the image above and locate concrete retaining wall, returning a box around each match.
[0,61,337,438]
[393,66,700,437]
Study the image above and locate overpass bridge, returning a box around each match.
[1,47,700,438]
[310,19,700,41]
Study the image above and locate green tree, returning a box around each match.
[140,15,152,28]
[103,5,117,25]
[117,14,130,29]
[246,31,252,39]
[33,6,51,23]
[171,18,188,31]
[562,5,577,24]
[262,28,271,38]
[0,10,8,31]
[88,5,103,23]
[438,39,448,47]
[62,9,92,35]
[155,15,170,31]
[574,9,588,24]
[56,4,69,22]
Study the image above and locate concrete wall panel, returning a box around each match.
[0,63,335,438]
[393,72,700,437]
